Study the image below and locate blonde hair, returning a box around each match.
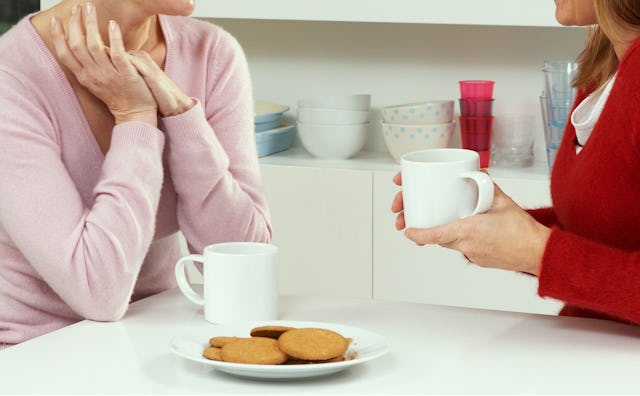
[574,0,640,90]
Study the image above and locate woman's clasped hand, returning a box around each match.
[50,3,195,125]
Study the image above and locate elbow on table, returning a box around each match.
[77,300,128,322]
[71,289,132,322]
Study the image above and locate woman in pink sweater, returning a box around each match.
[393,0,640,325]
[0,0,271,347]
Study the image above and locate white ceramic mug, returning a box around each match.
[175,242,279,324]
[401,148,494,228]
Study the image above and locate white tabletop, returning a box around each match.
[1,287,639,394]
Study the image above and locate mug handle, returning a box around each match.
[175,254,205,306]
[460,171,494,216]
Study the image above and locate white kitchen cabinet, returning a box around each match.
[260,164,373,299]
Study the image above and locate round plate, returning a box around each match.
[170,320,389,380]
[254,101,290,124]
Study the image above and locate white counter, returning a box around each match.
[1,288,639,394]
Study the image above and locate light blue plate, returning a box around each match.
[254,101,290,124]
[255,124,296,157]
[255,119,281,132]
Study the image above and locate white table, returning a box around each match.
[1,287,639,394]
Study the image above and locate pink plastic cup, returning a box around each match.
[459,98,495,117]
[459,115,495,168]
[459,80,495,99]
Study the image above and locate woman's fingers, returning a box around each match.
[66,4,95,67]
[83,2,111,68]
[395,213,405,231]
[127,50,160,78]
[393,172,402,186]
[50,16,82,74]
[391,191,403,213]
[108,20,135,73]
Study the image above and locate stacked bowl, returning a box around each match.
[296,94,371,159]
[254,101,296,157]
[381,100,455,163]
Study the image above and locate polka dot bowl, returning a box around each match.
[382,100,455,125]
[382,122,455,163]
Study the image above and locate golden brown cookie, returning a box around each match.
[209,336,240,348]
[202,347,223,361]
[283,355,346,365]
[220,337,288,365]
[278,328,349,361]
[250,325,296,339]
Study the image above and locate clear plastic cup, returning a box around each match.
[492,114,535,168]
[540,90,569,170]
[459,98,494,117]
[459,115,495,168]
[542,60,577,106]
[459,80,495,99]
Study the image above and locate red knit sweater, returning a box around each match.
[530,35,640,325]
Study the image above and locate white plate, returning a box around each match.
[170,320,389,380]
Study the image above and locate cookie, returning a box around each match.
[202,347,223,361]
[220,337,288,365]
[209,336,240,348]
[250,325,296,339]
[283,355,346,365]
[278,328,349,361]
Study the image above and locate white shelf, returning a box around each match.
[259,147,551,180]
[195,0,562,27]
[40,0,563,27]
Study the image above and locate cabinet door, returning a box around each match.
[372,170,563,315]
[260,164,372,299]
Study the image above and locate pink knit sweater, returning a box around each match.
[0,14,272,347]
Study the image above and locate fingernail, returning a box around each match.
[86,2,93,14]
[50,16,56,28]
[109,20,116,31]
[71,4,78,15]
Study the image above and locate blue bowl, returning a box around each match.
[255,124,296,157]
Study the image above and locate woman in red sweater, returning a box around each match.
[392,0,640,325]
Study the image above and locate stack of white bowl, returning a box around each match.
[381,100,456,163]
[296,94,371,159]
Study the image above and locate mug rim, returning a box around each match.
[401,148,480,164]
[203,242,278,256]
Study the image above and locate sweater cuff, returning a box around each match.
[160,99,231,184]
[161,99,216,144]
[111,121,165,153]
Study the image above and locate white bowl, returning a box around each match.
[382,100,454,124]
[297,108,370,125]
[381,122,455,163]
[298,122,369,159]
[297,94,371,111]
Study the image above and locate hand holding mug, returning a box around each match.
[398,148,494,229]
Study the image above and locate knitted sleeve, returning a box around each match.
[526,207,558,228]
[538,227,640,324]
[161,28,272,252]
[0,72,165,321]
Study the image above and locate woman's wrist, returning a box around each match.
[525,223,551,276]
[162,97,196,118]
[114,109,158,127]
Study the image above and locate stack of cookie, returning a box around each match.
[203,326,352,365]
